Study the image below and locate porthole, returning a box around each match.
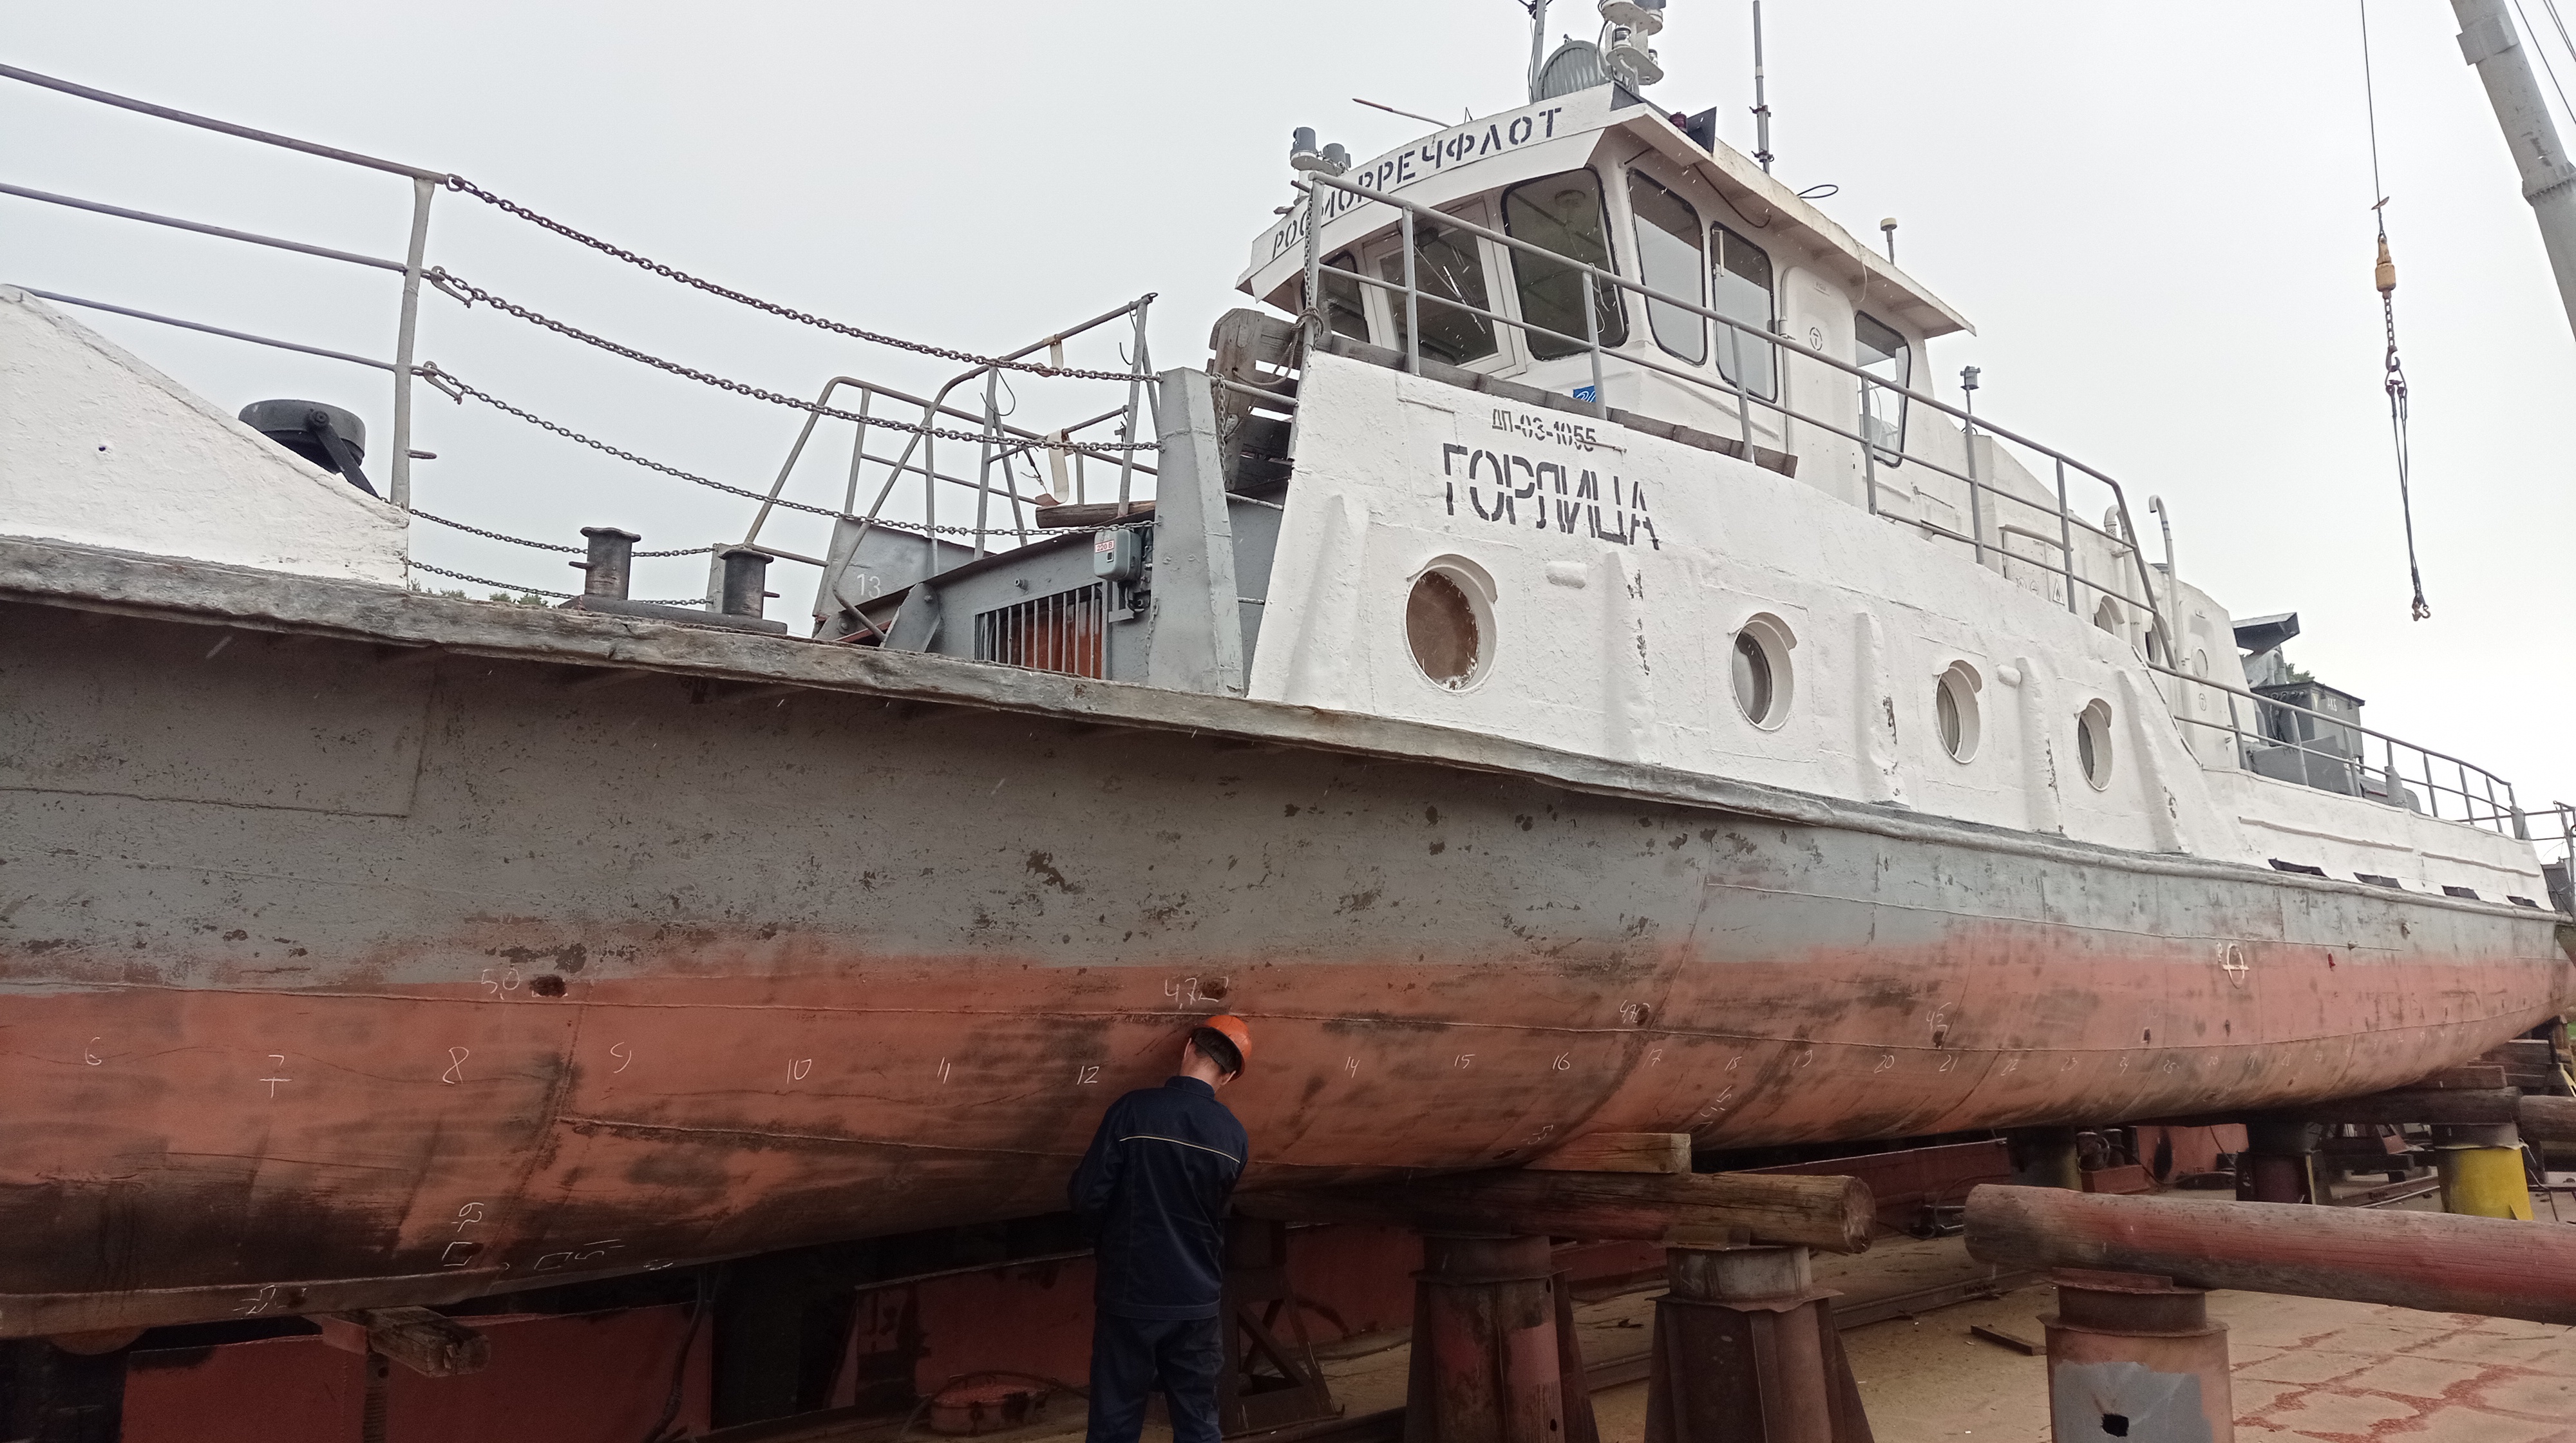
[1733,635,1772,720]
[2076,699,2114,789]
[1730,615,1796,729]
[1936,662,1982,763]
[1405,559,1496,691]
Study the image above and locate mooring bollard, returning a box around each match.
[2042,1269,2231,1443]
[573,526,641,600]
[1643,1244,1873,1443]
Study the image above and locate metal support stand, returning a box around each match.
[2011,1127,2085,1190]
[2434,1123,2533,1219]
[0,1338,129,1443]
[361,1348,392,1443]
[2042,1270,2231,1443]
[1217,1218,1338,1435]
[2238,1120,2319,1205]
[1643,1245,1873,1443]
[1403,1234,1591,1443]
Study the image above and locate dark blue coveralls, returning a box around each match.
[1068,1075,1249,1443]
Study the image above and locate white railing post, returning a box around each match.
[388,177,436,511]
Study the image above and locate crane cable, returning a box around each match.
[2360,1,2431,620]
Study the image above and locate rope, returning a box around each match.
[2544,0,2576,77]
[2360,0,2431,620]
[2514,0,2576,126]
[441,175,1148,384]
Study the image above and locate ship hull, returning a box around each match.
[2,546,2568,1335]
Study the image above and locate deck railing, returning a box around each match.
[2143,662,2532,836]
[3,63,1160,611]
[739,313,1160,629]
[1291,164,2553,854]
[1,62,441,510]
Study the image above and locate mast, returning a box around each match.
[2451,0,2576,342]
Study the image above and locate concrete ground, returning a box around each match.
[750,1186,2576,1443]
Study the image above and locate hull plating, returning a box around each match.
[1,601,2565,1335]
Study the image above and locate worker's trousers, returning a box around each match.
[1085,1311,1222,1443]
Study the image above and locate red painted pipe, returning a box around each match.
[1964,1185,2576,1325]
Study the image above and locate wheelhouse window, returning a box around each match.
[1626,173,1705,364]
[1308,249,1369,343]
[1376,215,1500,367]
[1855,311,1910,464]
[1710,224,1776,399]
[1501,169,1628,360]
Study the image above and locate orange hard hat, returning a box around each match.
[1197,1014,1253,1069]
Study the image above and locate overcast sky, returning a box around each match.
[6,1,2574,841]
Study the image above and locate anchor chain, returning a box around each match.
[414,364,1150,540]
[422,270,1157,452]
[441,175,1150,383]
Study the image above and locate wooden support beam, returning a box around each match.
[1238,1169,1874,1254]
[2166,1084,2562,1131]
[2523,1093,2576,1147]
[1524,1132,1691,1175]
[2251,1088,2523,1126]
[1965,1184,2576,1326]
[316,1306,489,1377]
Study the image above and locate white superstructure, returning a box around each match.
[1225,77,2558,906]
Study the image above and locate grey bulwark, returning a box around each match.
[0,529,2541,914]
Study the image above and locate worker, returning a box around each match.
[1068,1015,1253,1443]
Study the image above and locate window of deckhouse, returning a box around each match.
[1625,173,1706,364]
[1710,224,1777,399]
[1855,312,1911,464]
[1376,215,1501,367]
[1308,250,1369,343]
[1501,170,1629,359]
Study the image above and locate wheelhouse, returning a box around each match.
[1236,86,1972,516]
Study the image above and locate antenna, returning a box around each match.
[1526,0,1552,104]
[1750,0,1774,172]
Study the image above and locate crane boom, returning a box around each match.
[2452,0,2576,343]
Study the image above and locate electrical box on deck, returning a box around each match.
[1094,528,1145,582]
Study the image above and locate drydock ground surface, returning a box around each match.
[695,1187,2576,1443]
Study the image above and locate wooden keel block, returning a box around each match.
[1526,1132,1692,1175]
[1964,1184,2576,1326]
[317,1307,489,1377]
[1242,1169,1875,1254]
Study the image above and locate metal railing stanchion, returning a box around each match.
[972,368,999,559]
[1300,182,1327,352]
[1115,298,1150,517]
[1400,209,1420,376]
[1584,275,1605,417]
[388,177,437,512]
[1962,406,1986,568]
